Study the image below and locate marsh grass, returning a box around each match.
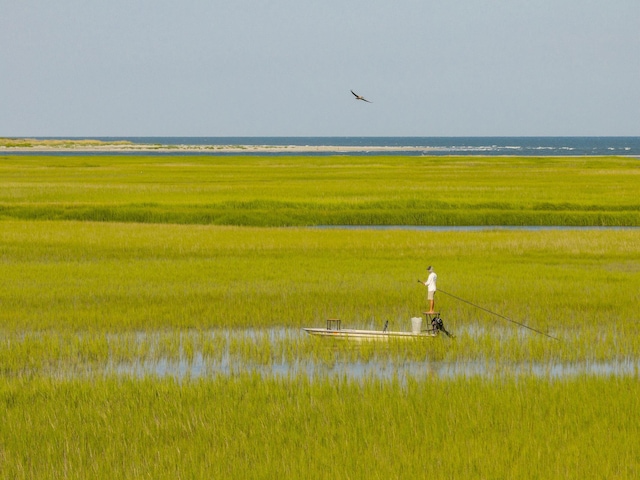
[1,154,639,477]
[2,221,638,333]
[1,155,638,226]
[1,221,638,368]
[1,375,639,479]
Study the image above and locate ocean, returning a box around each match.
[25,136,640,156]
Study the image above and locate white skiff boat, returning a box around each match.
[303,317,443,341]
[302,327,437,340]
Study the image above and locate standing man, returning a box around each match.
[423,266,437,313]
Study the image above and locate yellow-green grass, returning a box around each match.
[1,375,639,479]
[1,221,638,369]
[2,154,639,478]
[1,155,638,226]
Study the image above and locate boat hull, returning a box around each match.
[303,327,437,340]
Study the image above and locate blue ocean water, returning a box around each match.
[27,136,640,156]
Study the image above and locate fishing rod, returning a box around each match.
[436,288,559,341]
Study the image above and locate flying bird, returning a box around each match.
[351,90,372,103]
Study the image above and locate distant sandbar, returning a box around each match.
[0,138,429,154]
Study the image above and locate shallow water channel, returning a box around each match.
[32,328,639,382]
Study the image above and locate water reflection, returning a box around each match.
[105,356,639,382]
[17,328,638,381]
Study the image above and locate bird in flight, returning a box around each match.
[351,90,372,103]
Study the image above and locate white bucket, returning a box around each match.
[411,317,422,334]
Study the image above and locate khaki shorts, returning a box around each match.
[428,290,435,301]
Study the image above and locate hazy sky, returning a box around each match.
[2,0,639,137]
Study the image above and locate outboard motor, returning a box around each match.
[431,315,453,337]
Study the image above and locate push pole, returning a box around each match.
[435,287,559,341]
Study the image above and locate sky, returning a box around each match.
[1,0,639,137]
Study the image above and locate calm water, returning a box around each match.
[106,356,639,382]
[37,328,639,382]
[28,136,640,156]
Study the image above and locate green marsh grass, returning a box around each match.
[1,221,638,366]
[1,154,639,477]
[2,375,639,479]
[1,155,638,226]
